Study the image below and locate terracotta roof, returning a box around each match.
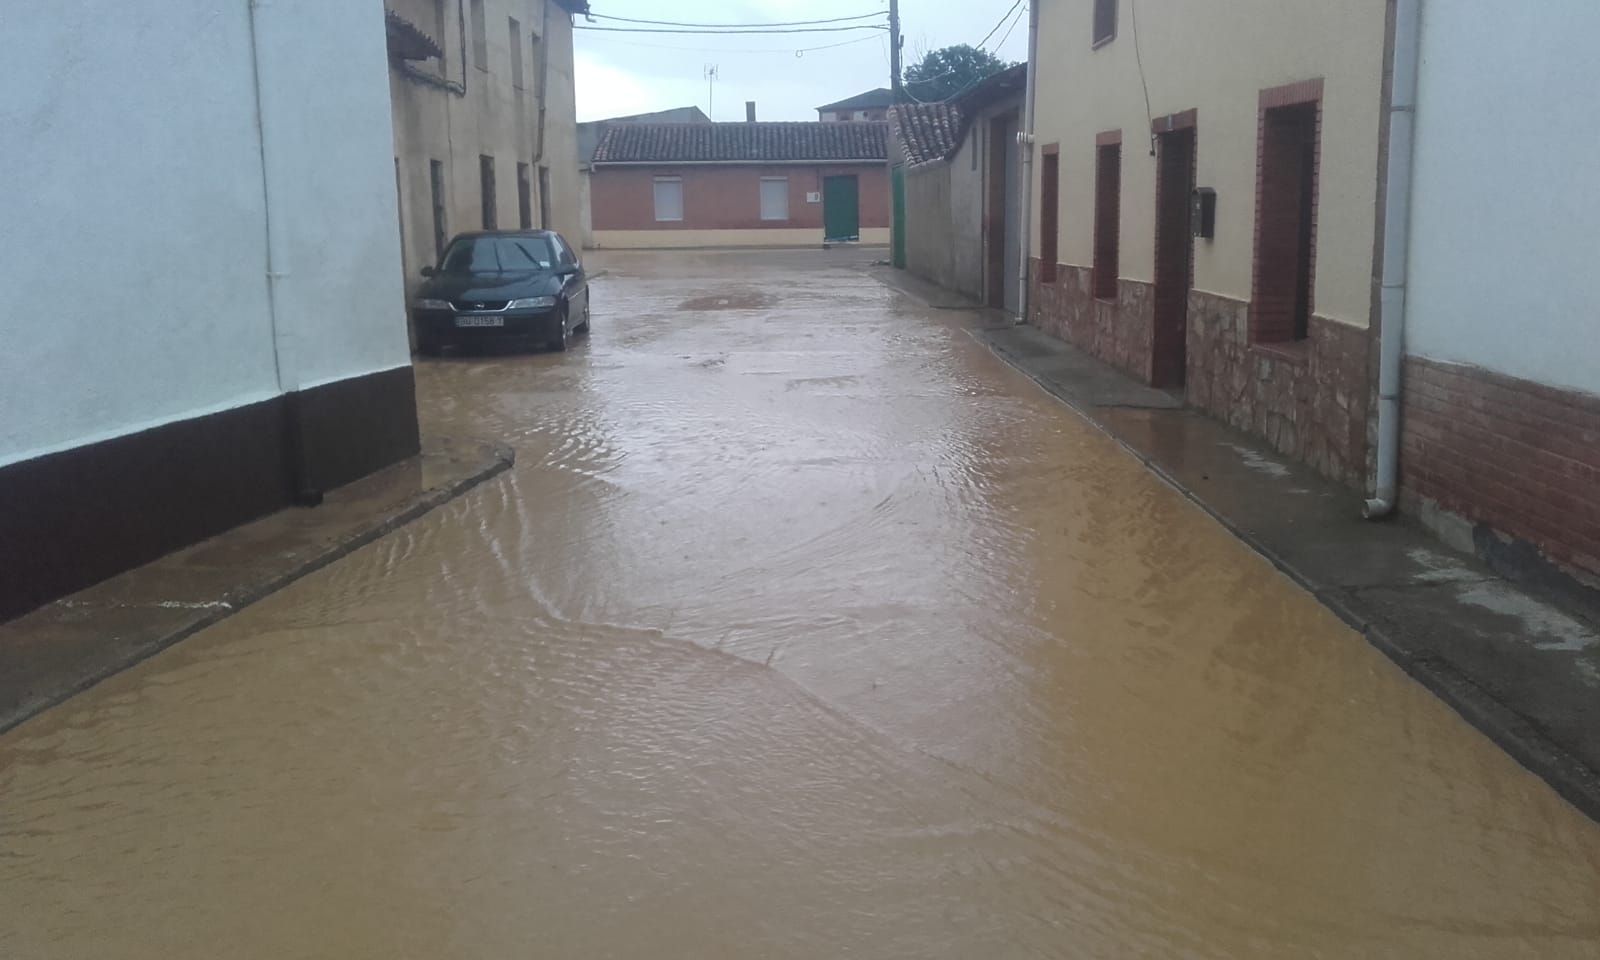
[816,88,896,112]
[385,10,443,61]
[887,102,965,167]
[593,122,888,164]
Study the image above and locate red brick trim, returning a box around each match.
[1151,109,1197,134]
[1092,140,1122,300]
[1249,81,1323,345]
[1402,357,1600,579]
[1096,129,1123,147]
[1260,77,1324,109]
[1039,146,1061,284]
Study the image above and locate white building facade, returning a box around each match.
[0,0,420,619]
[1397,0,1600,585]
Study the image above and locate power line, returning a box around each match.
[976,0,1026,50]
[579,33,883,56]
[993,3,1027,52]
[575,24,890,36]
[588,12,887,29]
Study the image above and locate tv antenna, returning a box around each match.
[704,63,719,117]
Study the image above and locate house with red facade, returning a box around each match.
[588,121,889,249]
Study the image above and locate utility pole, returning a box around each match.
[889,0,902,97]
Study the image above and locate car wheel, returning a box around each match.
[551,308,570,352]
[417,339,443,357]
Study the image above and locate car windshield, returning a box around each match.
[440,236,557,273]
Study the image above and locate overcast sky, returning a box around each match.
[573,1,1030,122]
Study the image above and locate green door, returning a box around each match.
[890,167,906,267]
[822,175,860,242]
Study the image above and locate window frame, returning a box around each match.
[1092,134,1122,301]
[429,158,448,260]
[653,176,685,223]
[1092,0,1117,48]
[758,177,790,222]
[1039,144,1061,284]
[469,0,488,71]
[508,17,525,90]
[516,162,532,230]
[479,154,497,230]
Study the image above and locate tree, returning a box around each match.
[902,44,1009,102]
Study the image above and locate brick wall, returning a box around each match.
[590,164,889,232]
[1029,262,1370,488]
[1402,358,1600,580]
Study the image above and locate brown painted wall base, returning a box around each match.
[0,366,420,621]
[1029,259,1369,489]
[1402,357,1600,585]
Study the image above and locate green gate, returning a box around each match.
[890,167,906,267]
[822,175,860,243]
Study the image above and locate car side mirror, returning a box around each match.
[557,263,578,277]
[420,265,436,278]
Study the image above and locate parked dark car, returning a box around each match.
[412,231,590,355]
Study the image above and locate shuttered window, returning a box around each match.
[759,178,789,221]
[1093,0,1117,46]
[1093,141,1121,299]
[653,177,684,222]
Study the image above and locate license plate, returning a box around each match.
[455,315,504,328]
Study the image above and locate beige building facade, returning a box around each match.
[386,0,585,306]
[1028,0,1390,487]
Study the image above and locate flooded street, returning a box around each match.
[3,249,1598,957]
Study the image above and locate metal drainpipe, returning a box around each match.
[1364,0,1423,519]
[1014,1,1040,325]
[533,0,552,164]
[247,0,317,503]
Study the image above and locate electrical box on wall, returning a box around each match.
[1192,188,1217,239]
[806,192,821,203]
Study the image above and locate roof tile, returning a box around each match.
[593,122,888,164]
[887,102,965,167]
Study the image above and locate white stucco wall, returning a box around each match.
[1405,0,1600,395]
[254,0,412,389]
[0,1,279,465]
[0,0,412,466]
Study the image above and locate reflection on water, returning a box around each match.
[3,250,1598,958]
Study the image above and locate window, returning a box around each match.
[429,159,447,259]
[469,0,487,71]
[440,235,558,273]
[508,17,524,89]
[1092,138,1122,299]
[433,0,449,70]
[653,177,684,222]
[538,165,552,229]
[1252,95,1321,343]
[1039,146,1060,283]
[759,177,789,221]
[479,154,496,229]
[517,162,532,229]
[553,235,577,265]
[856,110,869,121]
[1093,0,1117,46]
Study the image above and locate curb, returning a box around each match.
[977,330,1600,823]
[0,443,515,736]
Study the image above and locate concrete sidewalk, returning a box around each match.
[0,435,513,734]
[981,323,1600,820]
[874,268,1600,820]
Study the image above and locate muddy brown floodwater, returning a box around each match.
[4,249,1599,958]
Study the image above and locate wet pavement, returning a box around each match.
[3,248,1599,958]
